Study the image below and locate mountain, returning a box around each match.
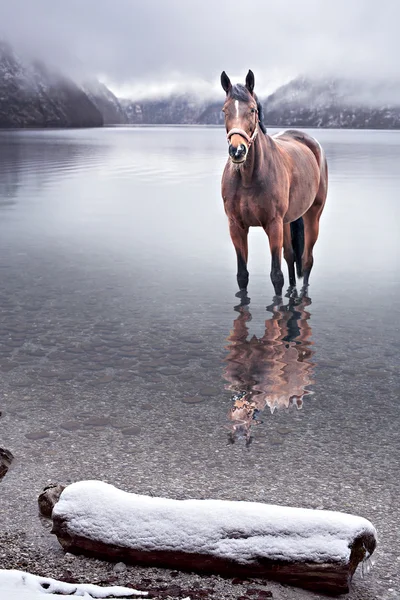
[2,37,400,130]
[121,95,213,125]
[121,77,400,129]
[82,79,127,124]
[0,41,103,128]
[264,76,400,129]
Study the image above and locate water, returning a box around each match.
[0,127,399,598]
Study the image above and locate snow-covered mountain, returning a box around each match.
[264,76,400,128]
[82,78,127,125]
[2,37,400,130]
[121,77,400,129]
[0,41,103,128]
[121,95,213,125]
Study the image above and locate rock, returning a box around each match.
[120,426,141,436]
[25,430,50,440]
[0,447,14,479]
[182,396,204,404]
[83,417,110,427]
[60,421,82,431]
[38,483,66,518]
[113,561,127,573]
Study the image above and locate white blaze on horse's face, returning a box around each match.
[235,100,239,119]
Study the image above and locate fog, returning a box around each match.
[0,0,398,99]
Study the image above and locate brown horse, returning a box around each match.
[221,70,328,297]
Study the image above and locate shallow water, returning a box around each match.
[0,127,399,598]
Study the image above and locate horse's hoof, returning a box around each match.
[285,286,297,298]
[299,284,309,298]
[235,289,248,298]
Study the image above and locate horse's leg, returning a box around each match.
[265,219,284,297]
[283,223,296,292]
[229,222,249,294]
[301,202,324,291]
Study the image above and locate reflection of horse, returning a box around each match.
[224,294,314,445]
[220,70,328,297]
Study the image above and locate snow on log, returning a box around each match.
[49,480,377,595]
[0,569,147,598]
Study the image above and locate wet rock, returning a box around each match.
[200,387,219,397]
[57,373,75,381]
[96,374,114,384]
[246,589,273,597]
[276,426,292,435]
[121,426,141,436]
[269,436,284,446]
[65,346,84,354]
[232,578,248,585]
[113,562,127,573]
[60,421,82,431]
[158,368,180,376]
[25,349,46,357]
[0,361,19,371]
[25,430,50,440]
[182,396,205,404]
[85,364,103,372]
[10,380,32,388]
[83,417,110,427]
[38,483,66,517]
[110,420,132,429]
[0,447,14,479]
[116,373,135,382]
[39,370,60,378]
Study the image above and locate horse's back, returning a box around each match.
[273,129,328,204]
[273,129,325,170]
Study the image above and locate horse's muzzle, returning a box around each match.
[229,143,247,163]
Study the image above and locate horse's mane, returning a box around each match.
[229,84,267,134]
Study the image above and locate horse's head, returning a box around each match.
[221,70,265,164]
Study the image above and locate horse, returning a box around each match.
[221,70,328,297]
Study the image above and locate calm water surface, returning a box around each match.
[0,127,399,597]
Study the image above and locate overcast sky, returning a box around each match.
[0,0,397,98]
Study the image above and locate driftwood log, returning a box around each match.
[43,481,377,595]
[0,447,13,480]
[38,483,66,517]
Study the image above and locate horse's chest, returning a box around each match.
[226,192,270,227]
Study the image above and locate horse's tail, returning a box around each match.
[290,217,304,278]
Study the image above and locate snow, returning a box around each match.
[0,570,147,599]
[53,481,377,566]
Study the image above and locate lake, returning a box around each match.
[0,126,399,599]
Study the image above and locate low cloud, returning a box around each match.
[0,0,398,99]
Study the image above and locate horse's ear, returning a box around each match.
[245,70,255,93]
[221,71,231,94]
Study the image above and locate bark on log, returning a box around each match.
[46,481,377,595]
[38,483,66,517]
[0,447,13,480]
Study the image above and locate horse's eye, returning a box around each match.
[250,108,256,113]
